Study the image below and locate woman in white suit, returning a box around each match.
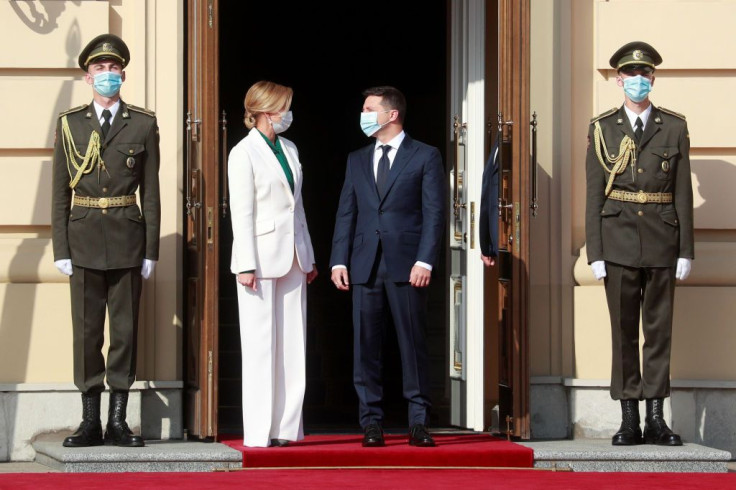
[228,81,317,447]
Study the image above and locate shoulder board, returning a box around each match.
[658,107,686,120]
[590,107,618,124]
[58,105,87,118]
[127,104,156,117]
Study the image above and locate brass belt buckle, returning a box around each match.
[98,197,109,209]
[637,191,648,204]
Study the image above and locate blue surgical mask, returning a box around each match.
[93,72,123,98]
[623,75,652,103]
[360,110,390,137]
[269,111,293,134]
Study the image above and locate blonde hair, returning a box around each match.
[243,81,293,129]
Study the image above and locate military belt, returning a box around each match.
[608,190,673,204]
[73,195,137,209]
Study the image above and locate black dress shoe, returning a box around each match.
[644,418,683,446]
[612,399,643,446]
[643,398,683,446]
[105,421,145,447]
[408,424,435,447]
[362,423,385,447]
[270,439,290,447]
[63,420,104,448]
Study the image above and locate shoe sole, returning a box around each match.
[62,440,104,447]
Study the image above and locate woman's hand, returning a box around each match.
[237,272,257,291]
[307,265,319,284]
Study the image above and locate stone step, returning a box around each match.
[33,439,242,473]
[519,439,732,472]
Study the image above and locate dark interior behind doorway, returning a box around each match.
[218,2,448,433]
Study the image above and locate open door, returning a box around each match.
[448,0,532,438]
[447,0,489,431]
[495,0,531,439]
[184,0,222,440]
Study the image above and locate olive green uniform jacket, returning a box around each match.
[585,105,694,267]
[52,100,161,269]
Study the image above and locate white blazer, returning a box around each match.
[228,129,315,278]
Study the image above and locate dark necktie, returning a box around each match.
[376,145,391,198]
[101,109,112,138]
[634,116,643,144]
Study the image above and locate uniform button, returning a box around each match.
[101,209,108,215]
[637,210,644,216]
[102,187,108,193]
[375,230,380,235]
[379,210,384,215]
[289,207,294,212]
[637,168,644,174]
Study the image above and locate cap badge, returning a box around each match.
[632,50,643,60]
[103,42,113,52]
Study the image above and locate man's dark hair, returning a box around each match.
[362,86,406,123]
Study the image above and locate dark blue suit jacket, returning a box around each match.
[330,134,445,284]
[479,138,499,258]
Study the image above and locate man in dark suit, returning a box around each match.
[585,41,693,447]
[330,86,445,447]
[52,33,161,448]
[479,138,500,267]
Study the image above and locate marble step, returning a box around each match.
[519,439,732,472]
[33,439,242,473]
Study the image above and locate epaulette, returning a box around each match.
[127,104,156,117]
[590,107,618,124]
[658,107,686,120]
[58,105,87,118]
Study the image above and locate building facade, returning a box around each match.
[0,0,734,461]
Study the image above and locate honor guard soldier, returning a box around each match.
[585,41,694,447]
[52,33,161,448]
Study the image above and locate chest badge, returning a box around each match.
[126,156,136,168]
[661,161,670,172]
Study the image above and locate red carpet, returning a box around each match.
[2,469,736,490]
[219,432,534,468]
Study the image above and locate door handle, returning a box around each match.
[220,110,229,218]
[530,111,539,217]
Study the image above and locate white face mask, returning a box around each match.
[269,110,293,134]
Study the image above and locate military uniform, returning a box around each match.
[585,104,693,398]
[52,33,160,448]
[52,100,161,390]
[585,41,693,446]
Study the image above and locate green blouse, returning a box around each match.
[258,129,294,193]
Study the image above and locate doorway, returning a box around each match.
[216,1,449,433]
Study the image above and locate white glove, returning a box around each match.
[676,258,691,280]
[591,260,606,280]
[54,259,73,276]
[141,259,157,279]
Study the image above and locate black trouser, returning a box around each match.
[604,262,676,400]
[70,265,141,393]
[352,247,432,428]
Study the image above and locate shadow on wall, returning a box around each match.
[691,158,736,229]
[0,9,81,460]
[9,0,70,34]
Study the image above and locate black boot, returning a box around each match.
[611,399,643,445]
[63,392,104,447]
[643,398,683,446]
[104,391,145,447]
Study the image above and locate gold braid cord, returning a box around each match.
[61,115,103,189]
[593,121,636,196]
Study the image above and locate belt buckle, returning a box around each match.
[98,197,109,209]
[637,191,648,204]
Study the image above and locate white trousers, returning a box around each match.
[236,257,307,447]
